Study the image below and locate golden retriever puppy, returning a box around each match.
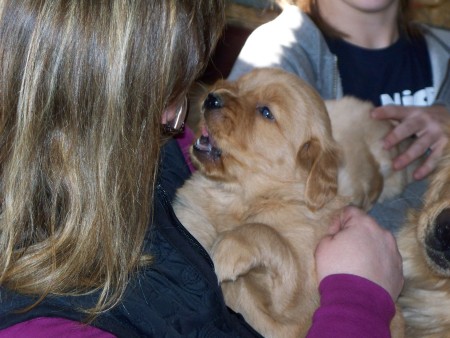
[397,133,450,338]
[326,97,414,210]
[173,67,405,337]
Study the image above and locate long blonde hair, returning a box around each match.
[0,0,225,314]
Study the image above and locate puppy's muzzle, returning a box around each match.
[425,208,450,272]
[203,92,223,110]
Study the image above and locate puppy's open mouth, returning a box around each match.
[193,125,222,161]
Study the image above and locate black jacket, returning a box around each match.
[0,139,261,338]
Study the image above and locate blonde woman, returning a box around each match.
[0,1,403,337]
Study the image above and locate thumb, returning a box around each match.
[327,210,345,236]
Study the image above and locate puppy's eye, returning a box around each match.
[258,106,274,120]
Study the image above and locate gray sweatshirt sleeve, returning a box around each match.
[424,25,450,109]
[435,60,450,110]
[228,6,340,100]
[228,9,316,83]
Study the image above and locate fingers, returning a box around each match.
[316,206,404,299]
[372,105,426,150]
[372,105,450,178]
[391,134,431,171]
[391,119,448,178]
[327,206,361,235]
[371,105,408,121]
[413,136,448,179]
[327,216,342,235]
[372,109,417,150]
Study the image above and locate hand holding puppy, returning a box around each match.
[315,206,404,300]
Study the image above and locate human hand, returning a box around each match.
[315,206,404,300]
[371,104,449,180]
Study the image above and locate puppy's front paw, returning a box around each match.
[212,232,257,283]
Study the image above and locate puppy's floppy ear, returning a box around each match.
[298,138,339,211]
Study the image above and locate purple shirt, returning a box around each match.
[175,126,196,173]
[0,317,114,338]
[307,274,395,338]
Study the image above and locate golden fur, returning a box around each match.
[326,97,414,210]
[187,83,414,211]
[174,68,405,337]
[398,127,450,338]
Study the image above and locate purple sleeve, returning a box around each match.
[175,126,196,173]
[0,317,115,338]
[306,274,396,338]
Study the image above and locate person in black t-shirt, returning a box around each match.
[229,0,450,230]
[314,0,449,181]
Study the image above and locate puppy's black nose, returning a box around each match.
[203,92,223,110]
[432,209,450,252]
[425,208,450,271]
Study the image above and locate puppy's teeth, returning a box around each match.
[195,136,212,152]
[199,135,209,144]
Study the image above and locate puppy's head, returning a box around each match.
[415,142,450,276]
[192,68,340,210]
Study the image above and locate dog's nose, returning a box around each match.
[203,92,223,110]
[425,208,450,270]
[431,209,450,252]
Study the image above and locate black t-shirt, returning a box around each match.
[325,34,433,107]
